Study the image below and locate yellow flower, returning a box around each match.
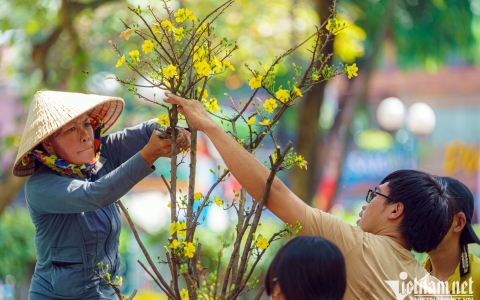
[167,201,171,208]
[178,222,187,237]
[174,8,196,23]
[194,60,211,77]
[174,27,184,41]
[223,60,235,71]
[295,155,308,170]
[115,55,125,68]
[184,242,196,258]
[259,119,271,126]
[271,152,277,164]
[263,98,277,113]
[247,116,256,126]
[161,19,176,32]
[248,75,262,90]
[214,195,223,207]
[117,276,123,286]
[275,88,290,103]
[196,23,207,34]
[180,288,190,300]
[169,221,180,235]
[186,9,197,21]
[171,239,180,248]
[152,25,159,34]
[213,56,222,71]
[129,50,140,62]
[346,63,358,79]
[174,8,187,22]
[142,40,154,54]
[196,87,208,99]
[163,64,177,78]
[194,192,203,201]
[155,114,170,126]
[164,79,170,89]
[311,73,319,81]
[193,46,206,62]
[293,86,303,97]
[255,236,269,250]
[207,98,220,113]
[326,18,346,35]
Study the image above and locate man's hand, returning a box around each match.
[163,92,217,133]
[163,92,306,227]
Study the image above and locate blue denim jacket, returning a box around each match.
[25,121,157,299]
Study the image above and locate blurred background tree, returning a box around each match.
[294,0,480,209]
[0,207,36,299]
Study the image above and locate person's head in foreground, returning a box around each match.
[357,169,457,252]
[265,236,346,300]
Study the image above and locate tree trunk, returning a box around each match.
[0,173,27,215]
[290,0,333,204]
[315,0,397,211]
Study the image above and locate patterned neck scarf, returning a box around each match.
[31,117,104,179]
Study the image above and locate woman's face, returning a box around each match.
[42,113,95,165]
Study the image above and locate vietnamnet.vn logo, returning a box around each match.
[385,272,474,300]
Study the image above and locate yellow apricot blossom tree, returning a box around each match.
[104,0,355,299]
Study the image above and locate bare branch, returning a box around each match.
[117,201,175,298]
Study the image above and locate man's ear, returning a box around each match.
[388,202,404,220]
[453,212,467,233]
[41,138,55,155]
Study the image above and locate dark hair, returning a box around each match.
[381,170,457,253]
[265,236,346,300]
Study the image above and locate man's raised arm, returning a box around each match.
[164,92,307,227]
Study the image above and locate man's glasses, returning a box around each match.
[366,189,394,203]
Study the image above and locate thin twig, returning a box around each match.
[117,201,176,298]
[254,285,266,300]
[92,269,128,300]
[129,6,175,62]
[186,170,230,241]
[161,174,172,193]
[166,253,181,299]
[231,142,293,298]
[137,260,172,296]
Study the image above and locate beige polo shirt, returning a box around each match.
[304,206,450,299]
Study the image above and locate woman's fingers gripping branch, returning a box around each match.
[176,129,191,152]
[140,128,189,166]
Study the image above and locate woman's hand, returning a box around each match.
[163,92,217,133]
[176,128,191,153]
[140,128,192,166]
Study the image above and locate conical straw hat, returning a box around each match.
[13,91,125,177]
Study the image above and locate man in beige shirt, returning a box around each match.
[164,93,455,299]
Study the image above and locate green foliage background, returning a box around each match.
[0,207,36,280]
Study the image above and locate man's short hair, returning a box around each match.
[381,170,457,252]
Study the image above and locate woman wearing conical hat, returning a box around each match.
[13,91,190,300]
